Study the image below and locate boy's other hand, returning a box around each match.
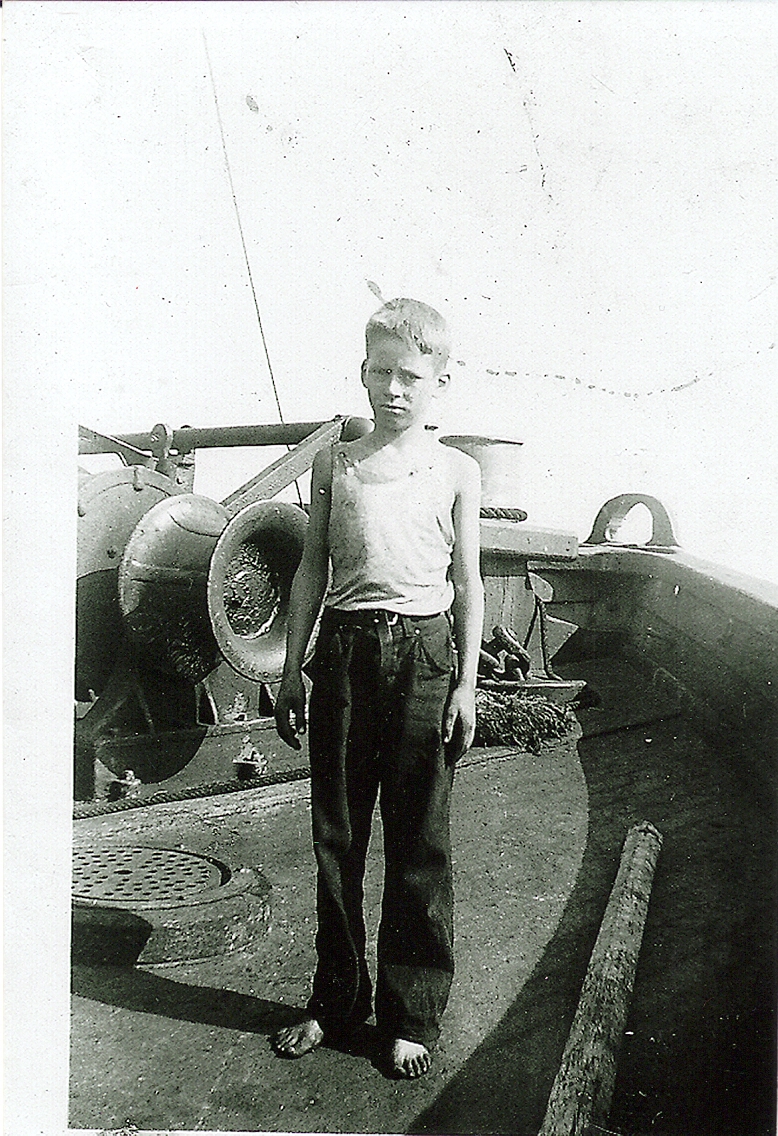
[274,672,307,750]
[443,684,476,763]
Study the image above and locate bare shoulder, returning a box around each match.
[338,435,374,463]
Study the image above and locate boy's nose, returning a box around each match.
[386,373,404,394]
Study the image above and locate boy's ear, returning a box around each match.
[360,359,368,388]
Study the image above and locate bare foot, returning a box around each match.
[389,1038,431,1079]
[272,1017,325,1058]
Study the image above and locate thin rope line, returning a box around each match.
[203,34,303,506]
[204,34,283,422]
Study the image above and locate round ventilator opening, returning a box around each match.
[208,501,308,683]
[222,538,281,638]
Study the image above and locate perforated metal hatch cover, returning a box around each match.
[72,846,231,910]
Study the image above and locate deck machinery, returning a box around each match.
[75,418,583,804]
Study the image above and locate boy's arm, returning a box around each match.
[274,446,332,749]
[445,452,484,761]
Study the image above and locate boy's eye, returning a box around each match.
[370,366,419,386]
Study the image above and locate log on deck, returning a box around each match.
[539,820,663,1136]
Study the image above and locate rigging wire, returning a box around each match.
[203,32,304,508]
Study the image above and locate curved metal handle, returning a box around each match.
[584,493,679,548]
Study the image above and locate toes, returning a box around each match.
[407,1051,431,1079]
[272,1019,324,1058]
[272,1032,296,1056]
[389,1040,431,1079]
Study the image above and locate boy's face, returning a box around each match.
[361,333,449,433]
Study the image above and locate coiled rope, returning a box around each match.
[480,506,527,522]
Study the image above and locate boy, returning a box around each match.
[273,298,483,1078]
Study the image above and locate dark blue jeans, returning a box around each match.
[306,607,456,1049]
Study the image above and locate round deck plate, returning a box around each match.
[72,846,229,910]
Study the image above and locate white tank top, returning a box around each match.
[325,443,456,615]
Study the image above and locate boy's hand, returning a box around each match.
[274,672,307,750]
[443,683,476,763]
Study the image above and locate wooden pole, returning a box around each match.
[538,820,663,1136]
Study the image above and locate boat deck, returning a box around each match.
[69,656,777,1135]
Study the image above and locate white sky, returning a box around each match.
[2,5,776,1131]
[5,0,777,580]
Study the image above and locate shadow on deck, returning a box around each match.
[410,658,777,1136]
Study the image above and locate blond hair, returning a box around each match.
[365,298,451,373]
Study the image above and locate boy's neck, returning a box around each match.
[368,419,437,455]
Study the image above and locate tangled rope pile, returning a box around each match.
[474,690,578,753]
